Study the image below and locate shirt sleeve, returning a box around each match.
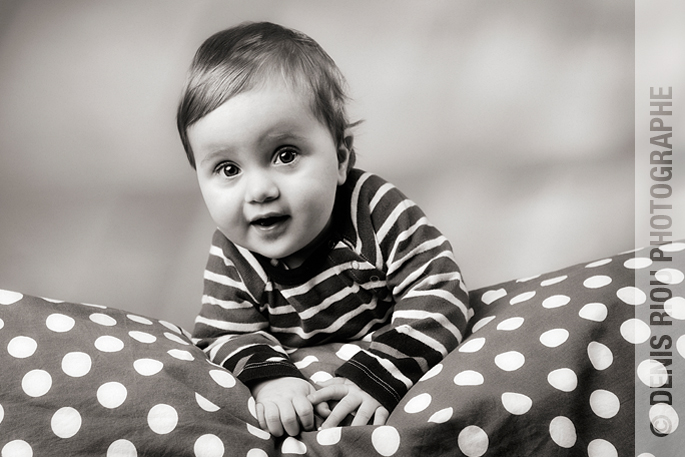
[335,173,471,411]
[191,231,304,386]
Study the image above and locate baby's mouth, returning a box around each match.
[251,214,290,228]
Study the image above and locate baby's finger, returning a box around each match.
[314,401,331,419]
[308,384,348,404]
[293,396,315,432]
[256,402,267,431]
[373,407,390,426]
[262,402,285,437]
[279,403,301,437]
[351,402,376,427]
[321,395,361,429]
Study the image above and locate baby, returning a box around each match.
[177,22,470,437]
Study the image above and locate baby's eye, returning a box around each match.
[274,148,298,165]
[217,163,240,178]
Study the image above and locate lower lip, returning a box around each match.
[252,217,290,237]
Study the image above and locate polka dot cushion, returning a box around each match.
[1,241,683,456]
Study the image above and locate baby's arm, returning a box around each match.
[334,173,470,414]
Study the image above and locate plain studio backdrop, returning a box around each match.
[0,0,635,330]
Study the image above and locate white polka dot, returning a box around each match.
[0,290,23,305]
[168,349,194,361]
[0,404,4,424]
[51,407,81,438]
[148,404,178,434]
[129,331,157,344]
[458,338,485,353]
[471,316,496,333]
[0,318,4,330]
[587,439,618,457]
[89,313,117,326]
[1,440,32,457]
[497,317,524,331]
[62,352,92,377]
[281,437,306,455]
[677,335,685,360]
[665,296,685,320]
[22,369,52,397]
[195,392,220,412]
[404,393,431,414]
[371,426,400,456]
[540,329,569,348]
[590,390,620,419]
[126,314,152,325]
[317,427,342,445]
[247,423,271,440]
[501,392,533,415]
[510,291,535,305]
[106,439,137,457]
[585,258,612,268]
[542,295,570,309]
[246,450,268,457]
[649,403,679,435]
[209,370,236,388]
[42,297,63,303]
[659,241,685,252]
[248,397,257,419]
[637,359,669,388]
[7,336,37,359]
[516,274,540,283]
[94,336,124,352]
[638,453,656,457]
[46,313,75,332]
[428,407,453,423]
[454,370,484,386]
[583,275,612,289]
[620,318,651,344]
[457,425,489,457]
[617,287,647,305]
[311,371,334,384]
[541,275,567,287]
[547,368,577,392]
[159,320,181,333]
[578,303,608,322]
[294,355,319,369]
[549,416,576,448]
[97,382,127,409]
[624,257,652,269]
[494,351,525,371]
[587,342,613,370]
[164,332,190,345]
[481,288,506,304]
[133,359,163,377]
[655,268,684,285]
[194,434,224,457]
[336,343,361,361]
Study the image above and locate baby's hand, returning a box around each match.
[251,377,324,437]
[307,377,389,429]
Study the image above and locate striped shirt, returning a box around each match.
[192,169,470,411]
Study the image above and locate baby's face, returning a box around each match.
[188,84,348,266]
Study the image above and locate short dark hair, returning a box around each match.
[176,21,356,170]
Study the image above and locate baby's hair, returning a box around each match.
[177,21,357,170]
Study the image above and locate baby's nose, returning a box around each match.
[245,172,279,203]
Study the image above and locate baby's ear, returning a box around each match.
[336,131,353,184]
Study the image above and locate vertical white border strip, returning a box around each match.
[636,1,685,454]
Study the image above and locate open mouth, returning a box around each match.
[251,214,290,228]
